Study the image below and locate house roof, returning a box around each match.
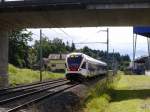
[48,54,67,60]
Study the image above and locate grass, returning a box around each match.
[84,94,110,112]
[84,72,150,112]
[106,99,146,112]
[114,74,150,90]
[9,64,65,86]
[84,74,117,112]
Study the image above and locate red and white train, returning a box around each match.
[65,52,107,81]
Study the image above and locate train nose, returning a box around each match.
[69,65,79,71]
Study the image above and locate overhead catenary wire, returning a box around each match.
[75,28,108,45]
[32,33,40,38]
[47,28,73,44]
[32,28,110,53]
[57,28,73,42]
[31,28,73,44]
[49,28,107,46]
[58,28,72,38]
[74,42,107,44]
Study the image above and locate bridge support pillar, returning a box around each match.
[0,30,9,88]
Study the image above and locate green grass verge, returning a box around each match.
[114,74,150,90]
[84,94,110,112]
[9,64,65,86]
[84,74,119,112]
[84,72,150,112]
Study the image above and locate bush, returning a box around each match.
[84,74,121,112]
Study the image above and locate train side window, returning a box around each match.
[81,62,86,69]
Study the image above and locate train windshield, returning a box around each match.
[67,55,83,71]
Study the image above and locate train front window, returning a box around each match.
[67,55,83,71]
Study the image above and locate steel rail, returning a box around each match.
[7,83,78,112]
[0,78,67,96]
[0,80,70,104]
[0,78,65,92]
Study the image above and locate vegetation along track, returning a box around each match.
[0,78,79,112]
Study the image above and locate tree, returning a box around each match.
[52,38,67,53]
[80,46,130,70]
[9,29,33,68]
[33,37,67,61]
[34,37,51,61]
[66,41,71,52]
[28,47,37,68]
[71,42,76,52]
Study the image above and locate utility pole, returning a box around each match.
[112,49,115,75]
[106,28,109,74]
[133,34,137,70]
[147,37,150,71]
[96,28,109,75]
[40,29,43,82]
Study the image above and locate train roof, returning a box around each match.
[67,52,107,66]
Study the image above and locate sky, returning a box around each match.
[28,27,149,59]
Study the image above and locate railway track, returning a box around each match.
[0,78,67,98]
[0,78,66,93]
[0,78,79,112]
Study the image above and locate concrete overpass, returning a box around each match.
[0,0,150,87]
[0,0,150,28]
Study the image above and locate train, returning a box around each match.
[65,52,107,81]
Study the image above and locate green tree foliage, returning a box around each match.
[71,42,76,52]
[33,37,71,61]
[9,29,33,68]
[66,41,71,52]
[34,37,52,61]
[28,47,37,68]
[81,46,130,70]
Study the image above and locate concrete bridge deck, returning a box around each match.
[0,0,149,29]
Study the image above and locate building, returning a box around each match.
[130,56,150,75]
[48,54,68,72]
[32,58,49,70]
